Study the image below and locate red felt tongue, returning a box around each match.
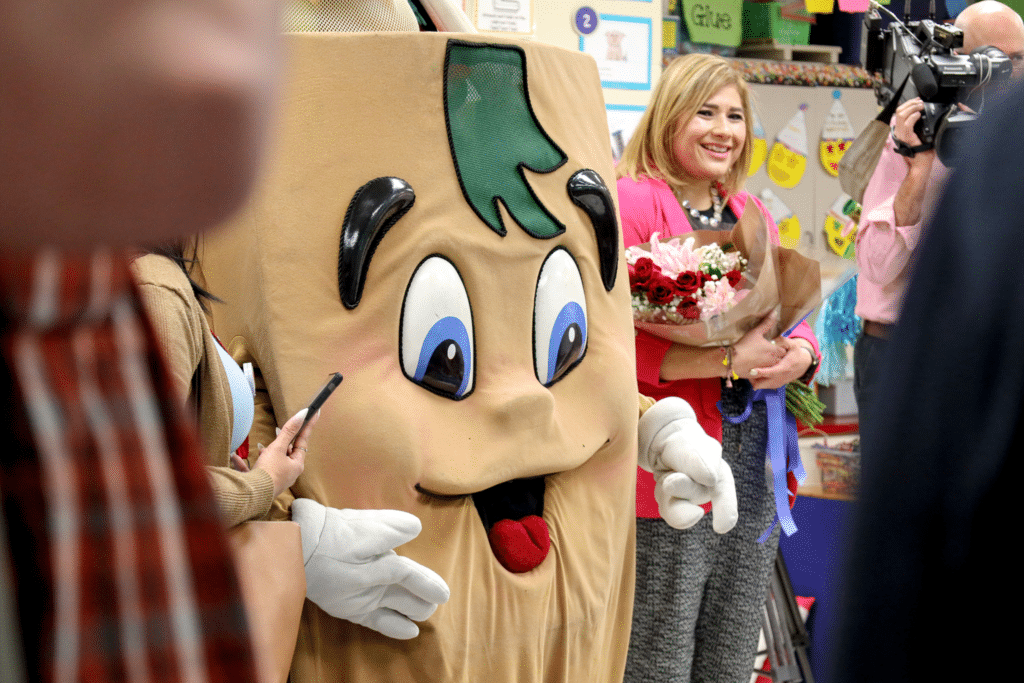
[487,515,550,573]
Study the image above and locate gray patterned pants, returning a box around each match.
[624,384,780,683]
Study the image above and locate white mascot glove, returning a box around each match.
[291,498,451,639]
[638,397,738,533]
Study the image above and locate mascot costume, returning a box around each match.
[199,30,735,682]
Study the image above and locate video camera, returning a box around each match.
[863,0,1013,165]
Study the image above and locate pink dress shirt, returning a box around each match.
[855,132,948,324]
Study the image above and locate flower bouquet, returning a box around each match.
[627,234,749,329]
[627,203,825,427]
[626,202,821,349]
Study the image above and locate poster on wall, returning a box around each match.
[579,15,652,90]
[606,104,647,161]
[476,0,533,34]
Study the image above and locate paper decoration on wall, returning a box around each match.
[804,0,834,12]
[823,193,860,258]
[768,104,808,189]
[748,109,768,177]
[759,187,801,249]
[820,91,855,177]
[837,0,870,11]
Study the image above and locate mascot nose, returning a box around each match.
[490,388,556,433]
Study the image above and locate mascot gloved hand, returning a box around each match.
[291,498,451,639]
[638,397,738,533]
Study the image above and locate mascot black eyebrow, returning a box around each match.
[198,32,733,683]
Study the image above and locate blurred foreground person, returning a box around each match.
[833,69,1024,683]
[1,0,279,681]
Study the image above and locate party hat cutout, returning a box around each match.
[768,104,808,189]
[748,108,768,177]
[823,192,859,258]
[759,187,801,249]
[820,92,855,177]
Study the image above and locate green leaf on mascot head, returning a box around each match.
[444,41,568,239]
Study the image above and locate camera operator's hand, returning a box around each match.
[892,98,937,228]
[893,98,937,166]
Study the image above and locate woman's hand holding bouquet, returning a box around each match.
[730,312,787,386]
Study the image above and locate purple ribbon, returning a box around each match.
[718,386,806,543]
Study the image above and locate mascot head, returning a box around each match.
[201,32,638,682]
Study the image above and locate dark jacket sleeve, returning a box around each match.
[831,84,1024,683]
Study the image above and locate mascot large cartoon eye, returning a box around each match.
[401,256,475,399]
[533,248,587,386]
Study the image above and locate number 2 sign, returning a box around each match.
[574,6,599,36]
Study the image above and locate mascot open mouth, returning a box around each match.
[471,477,549,573]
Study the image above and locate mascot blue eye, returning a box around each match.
[533,248,587,386]
[415,317,471,396]
[401,256,474,399]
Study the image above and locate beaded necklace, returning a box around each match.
[674,183,724,228]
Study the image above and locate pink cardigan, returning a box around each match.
[617,175,820,518]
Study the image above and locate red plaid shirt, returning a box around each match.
[0,249,257,683]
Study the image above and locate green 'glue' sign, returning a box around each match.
[682,0,743,47]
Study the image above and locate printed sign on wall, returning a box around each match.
[579,15,652,90]
[477,0,533,33]
[680,0,742,47]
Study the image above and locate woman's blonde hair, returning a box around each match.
[617,53,754,199]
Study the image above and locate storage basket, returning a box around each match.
[814,440,860,496]
[742,1,812,46]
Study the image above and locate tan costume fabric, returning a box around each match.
[132,253,274,527]
[200,33,639,682]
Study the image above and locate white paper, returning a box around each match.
[476,0,532,33]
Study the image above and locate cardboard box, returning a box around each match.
[817,377,858,416]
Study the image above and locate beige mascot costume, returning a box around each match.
[199,29,736,683]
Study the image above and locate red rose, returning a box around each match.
[676,298,701,320]
[725,270,742,288]
[630,257,659,292]
[647,274,678,305]
[675,270,701,295]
